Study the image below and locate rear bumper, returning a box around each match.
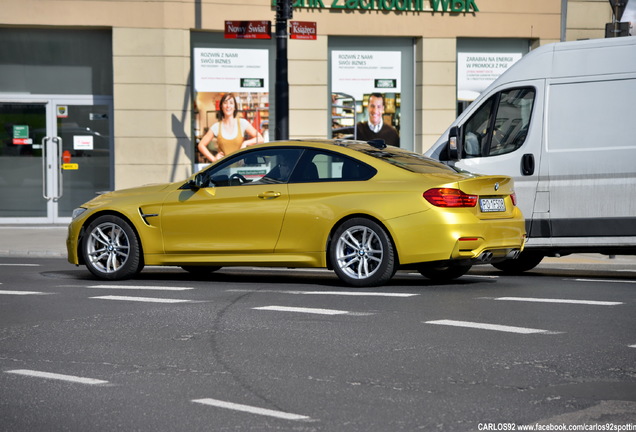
[386,209,526,266]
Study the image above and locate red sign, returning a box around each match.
[290,21,317,40]
[12,138,31,145]
[225,21,271,39]
[62,150,72,164]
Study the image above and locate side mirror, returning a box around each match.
[180,179,200,191]
[447,126,463,161]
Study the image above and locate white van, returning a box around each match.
[426,36,636,272]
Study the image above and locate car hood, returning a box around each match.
[81,182,176,208]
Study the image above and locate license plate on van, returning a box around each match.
[479,198,506,212]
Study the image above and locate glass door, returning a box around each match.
[0,96,113,223]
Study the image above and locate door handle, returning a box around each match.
[53,136,63,201]
[521,153,535,176]
[42,136,51,200]
[258,191,282,199]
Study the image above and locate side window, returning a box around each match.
[200,148,303,187]
[291,149,376,183]
[463,87,535,158]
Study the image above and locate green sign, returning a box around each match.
[273,0,479,13]
[241,78,265,88]
[13,125,29,139]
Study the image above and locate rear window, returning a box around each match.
[356,146,458,174]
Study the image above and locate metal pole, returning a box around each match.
[275,7,289,140]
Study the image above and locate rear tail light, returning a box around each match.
[511,192,517,206]
[423,188,477,208]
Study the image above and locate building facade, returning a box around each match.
[0,0,615,223]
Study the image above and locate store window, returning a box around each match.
[456,38,530,116]
[328,37,414,152]
[191,33,275,172]
[0,28,112,95]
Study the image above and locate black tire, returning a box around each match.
[330,218,396,287]
[492,251,544,274]
[418,263,472,282]
[82,215,143,280]
[181,266,222,275]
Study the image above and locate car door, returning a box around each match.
[160,148,302,256]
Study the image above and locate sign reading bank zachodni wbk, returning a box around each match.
[272,0,479,13]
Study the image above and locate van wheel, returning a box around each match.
[82,215,143,280]
[418,263,472,282]
[330,218,396,287]
[492,251,543,274]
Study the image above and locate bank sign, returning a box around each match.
[273,0,479,13]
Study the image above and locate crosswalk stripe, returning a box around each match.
[0,290,48,295]
[88,285,194,291]
[425,319,561,334]
[90,295,193,304]
[228,289,416,297]
[6,369,109,385]
[192,398,311,421]
[492,297,623,306]
[253,305,349,315]
[574,278,636,284]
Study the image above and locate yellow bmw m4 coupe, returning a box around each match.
[67,140,526,287]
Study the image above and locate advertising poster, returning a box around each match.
[457,52,522,101]
[331,50,402,146]
[193,48,270,170]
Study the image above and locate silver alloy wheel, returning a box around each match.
[86,222,131,273]
[335,225,384,280]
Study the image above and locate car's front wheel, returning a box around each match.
[82,215,143,280]
[330,218,396,287]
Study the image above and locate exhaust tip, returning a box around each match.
[478,251,494,263]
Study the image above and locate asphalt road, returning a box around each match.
[1,258,635,431]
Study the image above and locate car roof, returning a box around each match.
[247,139,458,175]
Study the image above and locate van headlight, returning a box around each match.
[71,207,87,220]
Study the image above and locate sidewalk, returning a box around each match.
[0,225,68,258]
[1,225,635,267]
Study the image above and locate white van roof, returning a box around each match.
[488,36,636,87]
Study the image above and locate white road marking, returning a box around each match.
[0,290,49,295]
[629,344,636,348]
[425,319,561,335]
[0,263,40,267]
[192,398,311,421]
[253,305,350,315]
[6,369,109,385]
[90,295,193,304]
[574,278,636,284]
[88,285,194,291]
[492,297,623,306]
[229,289,417,297]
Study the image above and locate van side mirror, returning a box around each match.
[448,126,463,161]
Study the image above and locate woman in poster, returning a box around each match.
[197,93,263,163]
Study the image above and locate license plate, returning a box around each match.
[479,198,506,212]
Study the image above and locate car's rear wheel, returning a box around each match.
[82,215,142,280]
[492,251,544,273]
[330,218,396,287]
[418,263,472,282]
[181,266,222,275]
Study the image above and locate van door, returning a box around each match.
[452,80,546,237]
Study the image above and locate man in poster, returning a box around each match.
[355,93,400,147]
